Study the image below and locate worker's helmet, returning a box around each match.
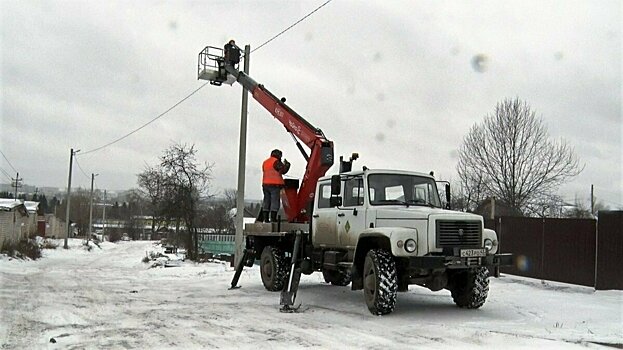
[271,149,282,159]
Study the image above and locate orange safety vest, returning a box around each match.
[262,157,285,186]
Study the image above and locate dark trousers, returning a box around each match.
[262,185,281,212]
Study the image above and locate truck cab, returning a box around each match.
[312,169,512,314]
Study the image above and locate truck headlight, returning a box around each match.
[484,239,494,251]
[404,239,417,253]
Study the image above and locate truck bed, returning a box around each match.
[244,222,309,236]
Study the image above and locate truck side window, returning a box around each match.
[343,177,364,207]
[317,184,332,209]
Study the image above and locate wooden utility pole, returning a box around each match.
[234,44,251,267]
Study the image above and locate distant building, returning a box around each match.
[0,199,30,248]
[22,201,40,237]
[42,214,66,239]
[474,197,523,218]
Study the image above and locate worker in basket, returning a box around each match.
[258,149,290,223]
[224,39,241,66]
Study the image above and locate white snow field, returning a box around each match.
[0,240,621,349]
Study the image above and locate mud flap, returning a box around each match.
[280,231,303,312]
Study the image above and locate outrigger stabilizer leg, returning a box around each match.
[280,231,303,312]
[229,248,253,290]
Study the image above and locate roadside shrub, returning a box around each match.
[108,231,122,242]
[41,240,58,249]
[1,239,42,260]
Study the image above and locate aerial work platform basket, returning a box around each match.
[197,46,236,86]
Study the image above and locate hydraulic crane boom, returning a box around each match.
[198,46,334,223]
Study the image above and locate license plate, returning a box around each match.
[460,249,486,257]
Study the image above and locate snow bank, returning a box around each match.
[0,240,620,349]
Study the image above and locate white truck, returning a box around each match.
[198,44,512,314]
[237,166,512,315]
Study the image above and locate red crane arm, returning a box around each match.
[252,87,324,149]
[224,65,334,222]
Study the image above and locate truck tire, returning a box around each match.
[322,269,352,286]
[450,267,489,309]
[363,249,398,315]
[260,246,288,291]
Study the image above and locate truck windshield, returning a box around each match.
[368,174,442,207]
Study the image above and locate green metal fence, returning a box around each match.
[199,234,235,255]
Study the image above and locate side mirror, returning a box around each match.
[331,175,341,195]
[330,175,342,207]
[330,197,342,207]
[445,183,451,210]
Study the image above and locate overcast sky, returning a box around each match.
[1,0,621,208]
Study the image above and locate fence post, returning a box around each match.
[594,216,599,289]
[541,218,546,281]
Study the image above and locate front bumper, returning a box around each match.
[407,253,513,269]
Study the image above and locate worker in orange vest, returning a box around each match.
[258,149,290,223]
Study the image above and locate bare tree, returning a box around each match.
[57,188,91,236]
[455,161,489,212]
[137,166,167,234]
[563,197,593,218]
[223,188,237,210]
[159,143,212,259]
[457,98,582,214]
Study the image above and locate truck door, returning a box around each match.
[312,182,339,248]
[338,176,366,249]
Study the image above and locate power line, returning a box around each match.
[74,156,91,180]
[250,0,333,54]
[0,167,12,181]
[0,150,18,173]
[78,82,210,156]
[77,1,332,157]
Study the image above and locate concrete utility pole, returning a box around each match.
[102,190,107,237]
[88,173,99,245]
[590,184,595,217]
[234,44,251,267]
[64,148,80,249]
[12,172,22,200]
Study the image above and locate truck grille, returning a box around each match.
[436,220,482,248]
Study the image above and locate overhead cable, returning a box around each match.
[0,167,12,181]
[74,156,91,180]
[0,150,18,173]
[79,82,210,156]
[77,1,332,157]
[250,0,332,54]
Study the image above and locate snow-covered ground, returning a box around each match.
[0,240,621,349]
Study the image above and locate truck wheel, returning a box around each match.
[363,249,398,315]
[450,267,489,309]
[322,269,352,286]
[260,246,287,291]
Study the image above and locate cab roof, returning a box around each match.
[319,169,435,182]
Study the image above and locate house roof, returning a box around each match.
[0,198,29,216]
[0,198,22,210]
[23,201,40,213]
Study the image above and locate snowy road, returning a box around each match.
[0,241,621,349]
